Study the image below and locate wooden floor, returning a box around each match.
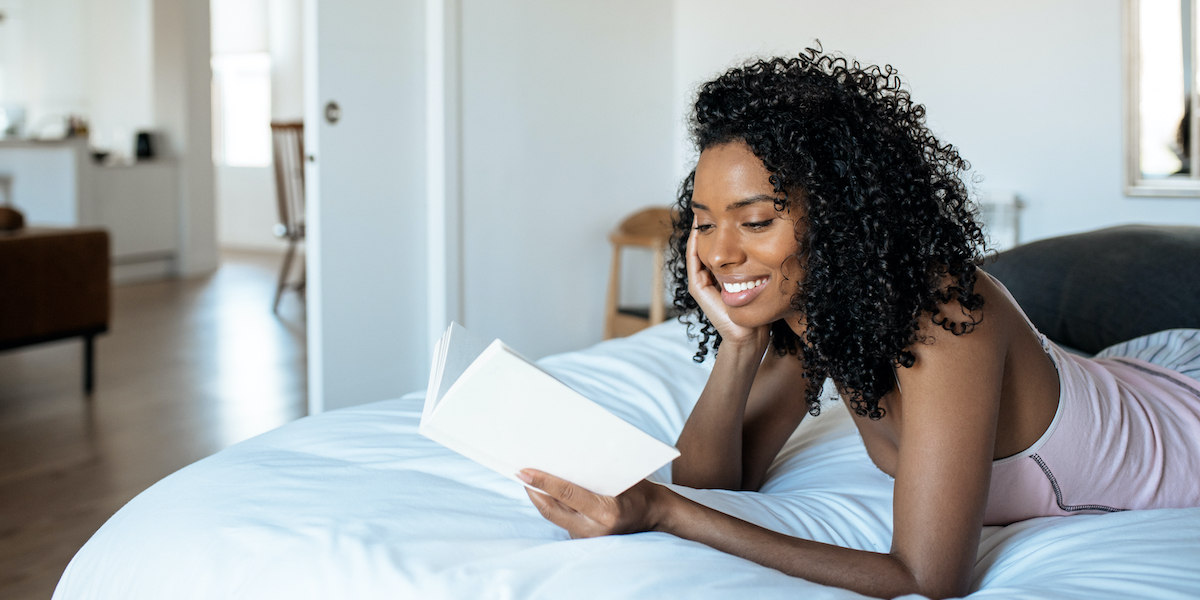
[0,251,307,600]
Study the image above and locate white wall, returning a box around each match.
[154,0,218,276]
[0,0,153,154]
[0,0,87,134]
[211,0,303,250]
[673,0,1200,244]
[269,0,305,121]
[211,0,275,250]
[459,0,676,359]
[211,0,304,121]
[216,165,282,249]
[84,0,155,156]
[211,0,268,54]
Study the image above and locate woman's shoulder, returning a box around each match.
[907,270,1013,364]
[891,272,1022,423]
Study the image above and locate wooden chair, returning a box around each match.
[270,121,305,313]
[603,206,675,339]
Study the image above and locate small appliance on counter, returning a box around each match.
[136,131,158,160]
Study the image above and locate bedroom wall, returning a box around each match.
[672,0,1200,244]
[457,0,676,359]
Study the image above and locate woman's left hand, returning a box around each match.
[518,469,672,538]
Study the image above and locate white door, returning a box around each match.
[305,0,428,413]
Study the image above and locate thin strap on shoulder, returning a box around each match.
[979,269,1052,354]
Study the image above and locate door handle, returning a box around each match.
[324,101,341,125]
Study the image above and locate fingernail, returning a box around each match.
[515,470,533,483]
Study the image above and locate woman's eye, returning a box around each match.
[694,224,715,232]
[745,220,774,230]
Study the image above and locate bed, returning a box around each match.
[54,226,1200,600]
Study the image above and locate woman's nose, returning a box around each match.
[707,227,744,269]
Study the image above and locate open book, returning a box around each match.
[420,322,680,497]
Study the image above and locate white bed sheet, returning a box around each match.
[54,321,1200,600]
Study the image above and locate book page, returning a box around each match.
[422,325,452,424]
[435,323,492,402]
[423,322,493,424]
[421,343,679,497]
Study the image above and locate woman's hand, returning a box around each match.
[518,470,672,538]
[686,219,769,348]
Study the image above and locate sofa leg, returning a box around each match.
[84,334,95,395]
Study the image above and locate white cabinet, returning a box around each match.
[0,139,83,225]
[92,163,179,261]
[0,138,180,281]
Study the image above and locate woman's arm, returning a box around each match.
[674,343,812,490]
[671,338,768,490]
[522,311,1008,599]
[521,474,921,596]
[739,348,812,490]
[672,223,811,490]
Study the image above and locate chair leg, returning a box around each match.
[603,244,622,340]
[83,334,95,395]
[297,247,306,293]
[274,240,297,314]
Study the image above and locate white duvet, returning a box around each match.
[55,321,1200,600]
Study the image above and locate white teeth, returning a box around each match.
[723,278,765,293]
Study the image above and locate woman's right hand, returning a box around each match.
[686,219,770,349]
[674,218,781,490]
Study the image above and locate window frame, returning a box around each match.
[1125,0,1200,197]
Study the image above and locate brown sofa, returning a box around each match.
[0,227,111,393]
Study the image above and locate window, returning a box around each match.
[211,52,272,167]
[1126,0,1200,196]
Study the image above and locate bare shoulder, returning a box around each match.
[905,271,1010,372]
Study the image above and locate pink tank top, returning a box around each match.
[982,275,1200,525]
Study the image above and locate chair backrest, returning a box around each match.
[271,122,305,239]
[603,206,676,339]
[609,206,674,248]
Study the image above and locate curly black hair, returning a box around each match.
[669,46,987,420]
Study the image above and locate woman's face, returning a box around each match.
[692,141,804,329]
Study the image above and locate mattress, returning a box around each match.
[53,320,1200,599]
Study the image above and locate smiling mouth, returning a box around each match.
[722,278,767,293]
[719,277,771,308]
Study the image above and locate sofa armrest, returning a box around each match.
[0,227,111,347]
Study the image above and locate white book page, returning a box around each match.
[422,322,492,425]
[421,326,452,424]
[436,322,492,403]
[421,344,679,497]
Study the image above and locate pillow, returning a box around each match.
[984,225,1200,355]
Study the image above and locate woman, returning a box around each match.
[517,49,1200,599]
